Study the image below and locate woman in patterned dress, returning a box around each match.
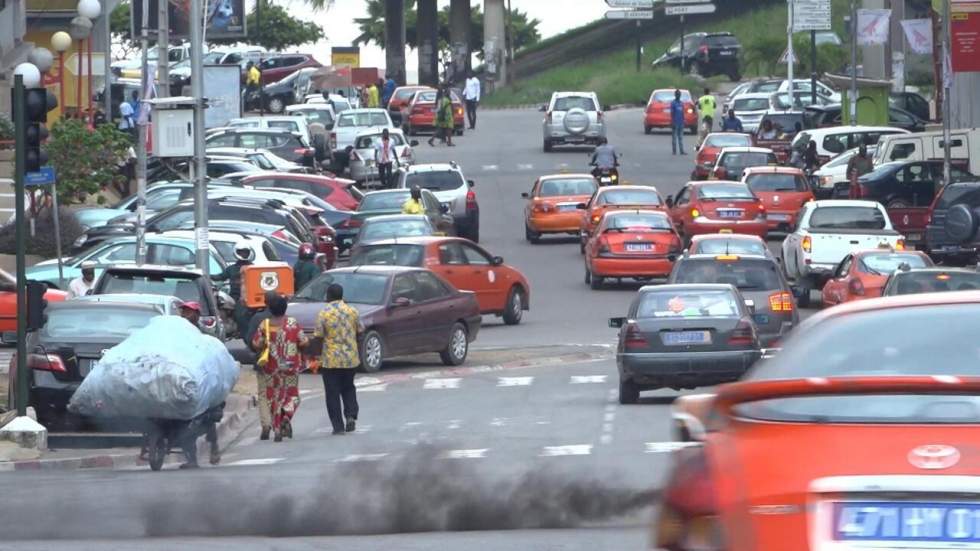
[251,294,308,442]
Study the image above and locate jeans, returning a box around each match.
[465,99,478,129]
[321,369,359,432]
[671,125,685,154]
[378,162,394,188]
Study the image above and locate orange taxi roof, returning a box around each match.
[805,289,980,327]
[539,173,596,181]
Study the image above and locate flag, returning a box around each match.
[857,9,892,46]
[900,19,934,54]
[943,41,954,88]
[137,67,157,126]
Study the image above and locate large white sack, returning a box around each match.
[69,316,240,420]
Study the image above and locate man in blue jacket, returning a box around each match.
[670,89,686,156]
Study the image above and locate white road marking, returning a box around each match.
[570,375,607,384]
[315,424,372,434]
[447,419,462,430]
[536,420,551,425]
[603,412,616,422]
[444,449,488,459]
[600,434,613,445]
[540,445,592,457]
[604,404,616,413]
[517,163,534,171]
[299,389,315,396]
[359,384,388,392]
[497,376,534,387]
[424,378,461,390]
[356,377,384,387]
[490,417,507,427]
[225,458,285,467]
[644,442,701,454]
[482,164,499,171]
[335,453,389,463]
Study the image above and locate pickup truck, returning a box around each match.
[328,108,395,173]
[781,200,906,307]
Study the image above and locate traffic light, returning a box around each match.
[23,88,57,173]
[25,280,48,331]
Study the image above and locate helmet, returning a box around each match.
[234,241,255,263]
[299,243,315,260]
[410,185,422,200]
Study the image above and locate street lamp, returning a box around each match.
[77,1,101,126]
[13,62,41,88]
[51,32,72,116]
[69,16,92,122]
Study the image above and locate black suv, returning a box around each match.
[652,32,741,81]
[925,181,980,265]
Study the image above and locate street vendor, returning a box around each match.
[177,300,223,468]
[179,301,202,328]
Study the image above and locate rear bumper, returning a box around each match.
[686,218,768,237]
[591,256,674,278]
[618,349,759,388]
[544,125,605,143]
[528,212,585,234]
[764,210,799,231]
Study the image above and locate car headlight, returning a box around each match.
[73,234,88,248]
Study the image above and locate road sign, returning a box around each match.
[665,3,715,15]
[605,0,655,8]
[779,48,799,65]
[24,166,55,187]
[605,9,654,19]
[792,0,832,31]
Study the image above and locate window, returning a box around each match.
[889,142,917,161]
[859,253,928,274]
[278,180,313,193]
[823,134,848,154]
[704,134,752,149]
[94,243,137,263]
[355,134,406,149]
[652,90,691,103]
[405,171,465,192]
[238,134,269,148]
[360,192,409,211]
[461,243,491,265]
[675,187,690,205]
[150,243,196,267]
[223,53,242,64]
[604,213,672,231]
[153,209,195,231]
[672,258,783,291]
[267,120,300,133]
[538,178,596,197]
[636,289,740,319]
[667,39,682,55]
[733,98,770,112]
[438,242,467,265]
[597,189,662,206]
[296,272,388,304]
[337,112,391,128]
[144,189,183,211]
[745,173,809,192]
[42,307,159,339]
[553,96,597,112]
[699,183,755,200]
[350,244,425,267]
[809,206,886,230]
[206,134,237,147]
[412,272,450,302]
[391,274,416,302]
[835,256,853,278]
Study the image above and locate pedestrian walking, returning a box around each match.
[429,87,455,147]
[374,128,399,188]
[245,62,261,111]
[670,89,686,155]
[367,81,380,108]
[244,291,279,441]
[382,76,397,107]
[68,261,96,299]
[697,88,716,130]
[118,99,136,141]
[176,300,223,467]
[803,141,819,175]
[846,143,874,199]
[251,294,307,442]
[463,73,481,130]
[311,283,363,435]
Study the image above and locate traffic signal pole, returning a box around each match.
[13,75,28,417]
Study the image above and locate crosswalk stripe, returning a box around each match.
[644,442,700,454]
[225,458,284,467]
[335,453,389,463]
[570,375,607,384]
[481,164,499,171]
[497,376,534,387]
[444,448,488,459]
[540,445,592,457]
[359,384,388,392]
[423,378,461,390]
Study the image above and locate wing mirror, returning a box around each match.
[521,192,530,199]
[576,202,587,210]
[608,317,626,328]
[391,296,411,308]
[491,256,504,266]
[665,196,675,208]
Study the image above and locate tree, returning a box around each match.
[109,1,140,59]
[213,3,325,51]
[743,35,784,76]
[46,119,131,205]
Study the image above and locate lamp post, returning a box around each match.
[51,32,72,117]
[69,16,92,121]
[77,0,101,127]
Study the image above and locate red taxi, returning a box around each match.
[740,166,814,233]
[644,89,696,135]
[692,132,753,180]
[687,233,768,256]
[821,248,933,306]
[666,181,768,243]
[401,89,465,136]
[522,174,598,243]
[577,185,666,254]
[659,291,980,551]
[709,146,777,181]
[387,85,430,124]
[0,269,67,333]
[583,210,682,290]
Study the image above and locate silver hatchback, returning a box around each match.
[542,92,606,152]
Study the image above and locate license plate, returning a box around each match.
[833,501,980,543]
[907,233,922,241]
[718,210,742,219]
[768,214,790,221]
[753,314,770,325]
[661,331,711,345]
[625,243,653,252]
[558,204,578,212]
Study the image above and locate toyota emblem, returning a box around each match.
[908,444,960,470]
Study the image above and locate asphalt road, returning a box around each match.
[0,107,815,549]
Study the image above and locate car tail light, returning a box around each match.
[802,235,812,253]
[466,189,477,211]
[533,201,550,214]
[848,278,865,296]
[623,323,647,350]
[656,448,722,550]
[728,319,756,346]
[895,239,906,251]
[768,291,794,312]
[329,132,337,150]
[27,353,67,373]
[591,213,601,224]
[690,208,700,218]
[598,236,612,256]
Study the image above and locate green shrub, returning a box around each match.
[47,119,131,205]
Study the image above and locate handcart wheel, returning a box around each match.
[148,434,167,472]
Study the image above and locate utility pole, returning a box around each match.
[849,0,858,125]
[635,20,642,72]
[810,29,817,106]
[12,76,27,417]
[942,0,952,187]
[190,0,209,276]
[679,16,685,72]
[157,0,169,99]
[135,0,150,264]
[787,0,795,106]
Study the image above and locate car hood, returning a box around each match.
[75,208,128,229]
[287,300,385,328]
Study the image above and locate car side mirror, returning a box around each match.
[538,105,547,112]
[491,256,504,266]
[665,196,675,208]
[391,296,411,308]
[410,140,419,147]
[576,203,587,210]
[440,204,449,214]
[609,317,626,328]
[744,299,755,313]
[467,179,475,188]
[521,192,530,199]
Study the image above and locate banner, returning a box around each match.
[857,8,892,45]
[901,18,934,54]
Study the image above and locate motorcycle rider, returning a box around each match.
[402,185,425,215]
[293,243,320,291]
[225,241,255,339]
[590,137,619,182]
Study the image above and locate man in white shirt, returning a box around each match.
[373,129,400,189]
[68,261,96,299]
[118,101,135,137]
[463,73,481,130]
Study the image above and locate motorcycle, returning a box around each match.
[215,289,238,339]
[592,165,620,186]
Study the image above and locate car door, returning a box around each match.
[822,255,853,305]
[670,185,693,234]
[431,240,468,291]
[410,270,458,351]
[458,241,502,311]
[384,273,427,354]
[423,191,454,235]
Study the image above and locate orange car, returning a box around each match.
[349,236,530,325]
[578,185,666,254]
[583,210,681,289]
[522,174,598,243]
[0,269,67,333]
[387,85,430,126]
[741,166,814,233]
[643,88,696,135]
[659,290,980,551]
[401,89,465,136]
[821,248,932,306]
[692,133,752,180]
[666,181,768,243]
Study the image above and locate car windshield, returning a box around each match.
[888,271,980,294]
[356,134,406,149]
[738,303,980,423]
[860,253,929,275]
[416,91,438,103]
[539,178,597,197]
[604,213,672,232]
[596,189,661,206]
[733,98,770,111]
[745,173,808,192]
[652,91,691,103]
[553,96,597,111]
[760,114,804,134]
[704,134,752,148]
[267,120,300,133]
[359,192,409,211]
[693,238,767,256]
[99,274,206,308]
[636,289,740,318]
[295,272,388,304]
[337,112,390,128]
[405,171,465,192]
[350,244,426,267]
[361,219,433,241]
[698,184,755,200]
[721,153,773,170]
[673,258,783,291]
[705,35,739,47]
[42,307,160,339]
[809,206,886,230]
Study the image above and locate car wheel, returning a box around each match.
[502,286,525,325]
[525,225,540,244]
[360,330,385,373]
[589,271,603,290]
[644,125,652,135]
[267,97,285,114]
[619,379,640,404]
[543,138,552,153]
[440,322,469,366]
[584,267,592,285]
[147,431,167,472]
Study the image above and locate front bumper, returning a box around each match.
[590,255,674,278]
[687,218,768,237]
[618,349,760,389]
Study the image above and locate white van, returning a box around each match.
[792,125,909,163]
[873,128,979,174]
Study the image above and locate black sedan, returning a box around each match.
[8,301,163,429]
[843,160,975,207]
[610,283,761,404]
[883,267,980,296]
[288,266,481,372]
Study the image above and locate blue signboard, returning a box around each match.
[24,166,55,187]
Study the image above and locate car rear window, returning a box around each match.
[652,91,691,103]
[745,173,809,192]
[705,35,740,47]
[672,257,783,291]
[754,81,782,93]
[693,238,767,256]
[350,244,426,267]
[361,219,433,241]
[889,271,980,294]
[760,114,804,134]
[355,134,406,149]
[809,206,886,230]
[337,112,390,128]
[539,178,596,197]
[860,253,929,274]
[721,152,775,169]
[604,212,672,231]
[733,98,770,111]
[360,192,409,211]
[396,88,423,101]
[295,272,388,305]
[268,120,300,133]
[553,96,597,112]
[596,189,661,206]
[636,289,740,318]
[698,183,755,200]
[99,274,207,308]
[42,307,160,339]
[406,171,465,192]
[416,91,437,103]
[704,134,752,148]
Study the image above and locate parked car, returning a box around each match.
[883,266,980,295]
[0,269,67,333]
[226,116,312,146]
[349,129,417,184]
[873,128,980,174]
[687,233,768,256]
[400,89,465,136]
[258,52,321,85]
[395,163,479,241]
[740,166,814,233]
[350,236,531,325]
[160,230,280,265]
[644,89,696,135]
[542,91,606,152]
[726,93,773,133]
[352,214,434,250]
[578,185,666,253]
[258,67,319,114]
[285,103,336,131]
[822,249,933,306]
[204,128,315,165]
[522,174,598,243]
[652,32,742,80]
[804,103,924,132]
[336,188,452,252]
[584,210,682,290]
[610,283,761,404]
[752,111,806,163]
[204,147,308,174]
[666,181,768,243]
[329,108,397,172]
[288,266,482,371]
[924,180,980,264]
[145,155,263,183]
[775,79,841,103]
[172,220,304,265]
[73,182,200,231]
[387,85,430,126]
[708,147,777,181]
[241,173,359,211]
[889,90,931,121]
[692,133,753,180]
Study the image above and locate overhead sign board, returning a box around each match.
[665,3,716,15]
[793,0,833,31]
[605,9,655,19]
[605,0,655,7]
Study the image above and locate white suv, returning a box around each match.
[542,92,606,152]
[396,163,480,242]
